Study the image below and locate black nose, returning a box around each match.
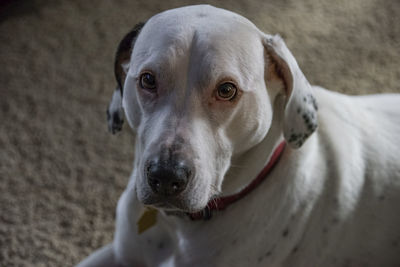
[146,159,192,197]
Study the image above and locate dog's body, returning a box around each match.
[78,5,400,267]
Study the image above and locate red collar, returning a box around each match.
[188,141,286,220]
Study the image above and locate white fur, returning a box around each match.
[78,5,400,267]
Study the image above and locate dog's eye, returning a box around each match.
[216,82,237,101]
[140,73,156,90]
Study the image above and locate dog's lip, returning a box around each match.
[151,202,176,209]
[141,192,220,213]
[144,200,200,213]
[146,200,186,211]
[145,201,210,214]
[140,191,213,213]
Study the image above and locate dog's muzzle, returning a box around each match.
[145,157,193,197]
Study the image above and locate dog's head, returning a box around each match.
[112,5,318,212]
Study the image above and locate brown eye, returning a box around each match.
[140,72,156,90]
[216,82,237,101]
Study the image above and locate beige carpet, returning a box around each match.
[0,0,399,266]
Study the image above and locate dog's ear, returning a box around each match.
[263,34,318,148]
[107,22,145,134]
[114,22,145,95]
[106,88,124,134]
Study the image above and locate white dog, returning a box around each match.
[79,5,400,267]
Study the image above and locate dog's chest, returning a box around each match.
[156,205,304,267]
[167,220,282,266]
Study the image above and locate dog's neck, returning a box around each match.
[222,136,284,196]
[221,94,286,196]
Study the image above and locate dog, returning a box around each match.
[78,5,400,267]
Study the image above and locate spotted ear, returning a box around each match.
[263,34,318,148]
[107,22,145,134]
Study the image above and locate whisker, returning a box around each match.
[212,197,219,210]
[209,184,222,196]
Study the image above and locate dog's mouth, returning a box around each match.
[141,197,194,213]
[151,202,180,210]
[142,191,219,215]
[141,192,213,214]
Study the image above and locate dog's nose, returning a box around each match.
[146,159,191,197]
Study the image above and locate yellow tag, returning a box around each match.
[137,208,158,234]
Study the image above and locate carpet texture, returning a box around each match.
[0,0,399,266]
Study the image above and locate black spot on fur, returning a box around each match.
[264,245,275,258]
[379,195,386,201]
[158,242,164,249]
[288,133,300,142]
[292,246,299,254]
[296,139,304,147]
[323,227,329,234]
[310,94,318,110]
[303,93,318,111]
[289,94,318,147]
[282,228,289,237]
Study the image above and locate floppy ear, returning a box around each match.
[107,22,145,134]
[106,88,124,134]
[114,22,145,95]
[263,34,318,148]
